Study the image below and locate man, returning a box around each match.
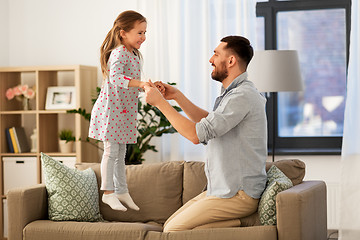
[144,36,267,232]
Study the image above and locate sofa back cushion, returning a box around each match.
[182,161,207,204]
[266,159,305,186]
[76,161,184,224]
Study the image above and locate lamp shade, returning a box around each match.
[247,50,304,92]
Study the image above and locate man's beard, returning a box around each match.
[211,61,228,82]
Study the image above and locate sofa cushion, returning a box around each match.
[182,161,207,204]
[266,159,305,186]
[23,220,162,240]
[258,165,293,225]
[41,153,102,222]
[76,161,184,224]
[146,225,277,240]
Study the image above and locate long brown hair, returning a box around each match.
[100,10,146,79]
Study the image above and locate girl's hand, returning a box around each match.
[139,81,147,89]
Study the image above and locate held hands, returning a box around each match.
[140,81,165,93]
[144,80,165,106]
[144,80,179,106]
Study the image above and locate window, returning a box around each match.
[256,0,351,154]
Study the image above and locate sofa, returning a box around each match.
[7,159,327,240]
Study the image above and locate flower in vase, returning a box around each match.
[6,84,36,101]
[24,88,35,99]
[5,88,15,100]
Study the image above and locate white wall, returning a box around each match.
[271,155,341,183]
[0,0,9,66]
[7,0,139,81]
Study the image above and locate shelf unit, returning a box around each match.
[0,65,99,239]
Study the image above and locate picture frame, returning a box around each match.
[45,86,77,110]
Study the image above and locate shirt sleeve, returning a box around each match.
[196,91,251,145]
[108,48,131,89]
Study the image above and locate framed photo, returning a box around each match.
[45,86,76,110]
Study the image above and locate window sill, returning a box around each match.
[270,148,341,155]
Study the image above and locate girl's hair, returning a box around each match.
[100,10,147,79]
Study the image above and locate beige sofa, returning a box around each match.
[7,159,327,240]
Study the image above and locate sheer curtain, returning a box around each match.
[340,0,360,239]
[137,0,258,162]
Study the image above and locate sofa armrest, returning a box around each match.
[276,180,327,240]
[7,184,48,240]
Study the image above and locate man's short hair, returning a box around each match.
[221,36,254,66]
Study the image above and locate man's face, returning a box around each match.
[209,42,229,82]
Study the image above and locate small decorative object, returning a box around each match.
[46,86,76,110]
[59,129,76,153]
[30,128,37,153]
[5,84,36,110]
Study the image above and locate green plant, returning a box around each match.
[67,84,181,164]
[59,129,76,143]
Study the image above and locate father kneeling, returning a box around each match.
[144,36,267,232]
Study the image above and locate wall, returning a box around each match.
[0,0,9,66]
[7,0,138,81]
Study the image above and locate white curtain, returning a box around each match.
[340,0,360,239]
[137,0,258,162]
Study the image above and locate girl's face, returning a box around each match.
[121,21,147,52]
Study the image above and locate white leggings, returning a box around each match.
[100,142,128,194]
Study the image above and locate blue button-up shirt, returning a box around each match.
[196,72,267,199]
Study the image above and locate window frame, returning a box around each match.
[256,0,351,155]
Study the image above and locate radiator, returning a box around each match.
[327,183,340,230]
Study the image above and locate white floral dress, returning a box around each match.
[89,45,141,144]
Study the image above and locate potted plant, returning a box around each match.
[59,129,76,153]
[67,84,181,164]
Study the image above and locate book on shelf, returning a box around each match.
[12,127,31,153]
[5,128,14,153]
[8,128,19,153]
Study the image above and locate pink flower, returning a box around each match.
[19,84,29,94]
[24,88,35,99]
[5,84,36,101]
[13,86,22,96]
[5,88,15,100]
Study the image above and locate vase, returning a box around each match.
[23,98,30,110]
[59,140,74,153]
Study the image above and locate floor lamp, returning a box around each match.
[247,50,304,162]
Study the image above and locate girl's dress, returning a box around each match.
[89,45,141,144]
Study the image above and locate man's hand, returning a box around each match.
[144,80,165,107]
[161,82,179,100]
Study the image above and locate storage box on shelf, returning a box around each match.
[0,65,99,239]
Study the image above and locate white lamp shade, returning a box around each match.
[247,50,304,92]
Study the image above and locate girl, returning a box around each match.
[89,10,148,211]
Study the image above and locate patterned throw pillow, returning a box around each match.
[258,165,293,225]
[41,153,102,221]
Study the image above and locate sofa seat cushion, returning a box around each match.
[76,161,184,224]
[145,225,277,240]
[23,220,162,240]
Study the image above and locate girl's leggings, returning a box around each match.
[100,141,128,194]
